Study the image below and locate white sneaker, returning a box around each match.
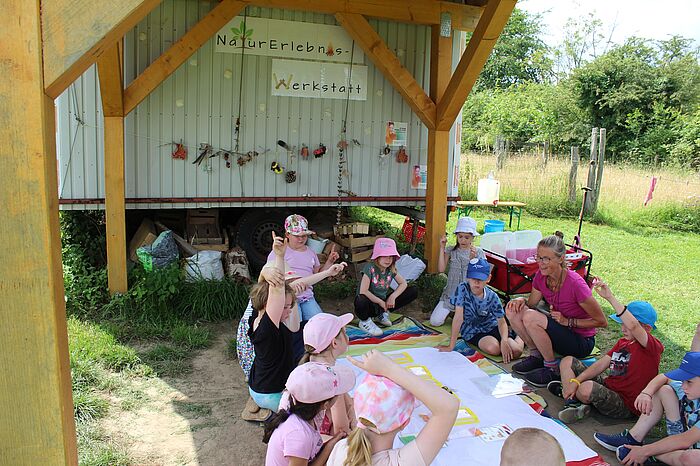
[359,319,383,336]
[375,312,393,327]
[430,306,450,326]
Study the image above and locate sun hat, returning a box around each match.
[609,301,657,329]
[285,362,356,404]
[371,237,400,260]
[665,352,700,381]
[454,217,480,236]
[353,373,415,434]
[284,214,314,236]
[467,257,491,280]
[259,260,300,282]
[304,313,354,353]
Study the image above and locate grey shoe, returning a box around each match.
[558,404,591,424]
[375,312,393,327]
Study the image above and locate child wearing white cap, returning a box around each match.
[429,216,485,327]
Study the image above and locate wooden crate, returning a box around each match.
[333,222,369,237]
[186,209,223,245]
[193,234,229,252]
[335,234,382,249]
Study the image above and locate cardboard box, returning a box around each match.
[129,218,157,262]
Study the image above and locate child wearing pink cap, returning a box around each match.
[355,238,418,337]
[264,362,356,466]
[327,349,458,465]
[301,313,357,435]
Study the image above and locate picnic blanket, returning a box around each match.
[337,347,607,466]
[346,314,449,357]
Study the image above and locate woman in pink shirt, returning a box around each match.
[505,233,607,387]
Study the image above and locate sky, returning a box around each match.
[517,0,700,47]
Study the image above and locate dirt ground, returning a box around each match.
[102,297,631,465]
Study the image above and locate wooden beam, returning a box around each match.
[96,42,124,117]
[336,13,437,130]
[425,26,453,273]
[97,43,128,294]
[1,1,77,463]
[240,0,482,31]
[42,0,161,99]
[436,0,516,130]
[104,117,128,294]
[124,0,245,114]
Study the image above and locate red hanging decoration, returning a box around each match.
[396,146,408,163]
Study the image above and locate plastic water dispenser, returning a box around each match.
[477,172,500,204]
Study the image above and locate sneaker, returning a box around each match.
[547,380,563,398]
[558,403,591,424]
[375,312,393,327]
[594,429,642,452]
[616,446,662,465]
[359,319,383,336]
[512,355,544,374]
[525,368,560,387]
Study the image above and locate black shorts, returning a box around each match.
[467,326,517,346]
[545,316,595,358]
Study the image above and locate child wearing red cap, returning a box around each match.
[327,349,458,465]
[301,313,356,435]
[355,238,418,337]
[264,362,356,466]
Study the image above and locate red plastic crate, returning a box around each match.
[402,217,426,243]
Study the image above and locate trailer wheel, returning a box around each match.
[236,208,291,273]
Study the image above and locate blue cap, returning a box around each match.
[467,258,491,281]
[665,352,700,381]
[609,301,657,329]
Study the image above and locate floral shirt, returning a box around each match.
[451,282,504,342]
[360,263,396,300]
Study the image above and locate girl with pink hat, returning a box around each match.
[300,313,357,435]
[326,349,458,465]
[355,238,418,336]
[264,362,356,465]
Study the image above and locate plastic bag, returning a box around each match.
[137,230,179,271]
[185,250,225,281]
[390,254,426,289]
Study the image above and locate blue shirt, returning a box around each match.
[670,380,700,448]
[451,282,504,342]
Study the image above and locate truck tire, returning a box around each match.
[236,208,291,273]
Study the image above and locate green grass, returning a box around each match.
[172,400,213,418]
[354,207,700,372]
[76,421,130,466]
[314,278,359,300]
[140,344,191,377]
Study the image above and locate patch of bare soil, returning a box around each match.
[102,321,267,466]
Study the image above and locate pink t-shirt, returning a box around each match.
[532,269,596,337]
[327,438,426,466]
[265,414,323,466]
[268,246,320,302]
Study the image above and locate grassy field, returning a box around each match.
[354,206,700,372]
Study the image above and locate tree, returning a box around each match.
[472,8,553,90]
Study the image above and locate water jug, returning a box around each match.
[477,172,500,204]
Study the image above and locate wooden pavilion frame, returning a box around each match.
[0,0,515,462]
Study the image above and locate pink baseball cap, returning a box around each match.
[371,237,400,260]
[353,373,415,434]
[285,362,356,404]
[304,313,354,353]
[284,214,314,236]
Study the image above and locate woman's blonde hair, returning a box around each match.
[249,281,296,312]
[298,328,345,365]
[538,232,566,267]
[343,427,373,466]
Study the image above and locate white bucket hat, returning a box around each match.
[454,217,479,236]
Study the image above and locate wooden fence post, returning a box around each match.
[495,135,506,169]
[568,146,579,204]
[592,128,606,210]
[542,140,550,167]
[584,127,599,215]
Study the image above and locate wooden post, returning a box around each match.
[584,127,599,215]
[542,140,550,167]
[0,1,78,463]
[568,146,579,204]
[425,25,452,273]
[97,42,128,294]
[592,128,606,211]
[496,135,506,169]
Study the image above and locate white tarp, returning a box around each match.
[337,347,598,466]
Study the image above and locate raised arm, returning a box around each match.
[437,235,448,273]
[350,350,458,465]
[594,280,646,345]
[266,232,288,327]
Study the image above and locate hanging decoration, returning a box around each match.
[193,143,213,166]
[313,143,327,158]
[277,140,295,152]
[337,139,348,151]
[352,139,361,146]
[270,161,284,174]
[382,145,391,155]
[300,144,309,159]
[285,170,297,183]
[396,146,408,163]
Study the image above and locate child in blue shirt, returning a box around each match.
[438,258,523,363]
